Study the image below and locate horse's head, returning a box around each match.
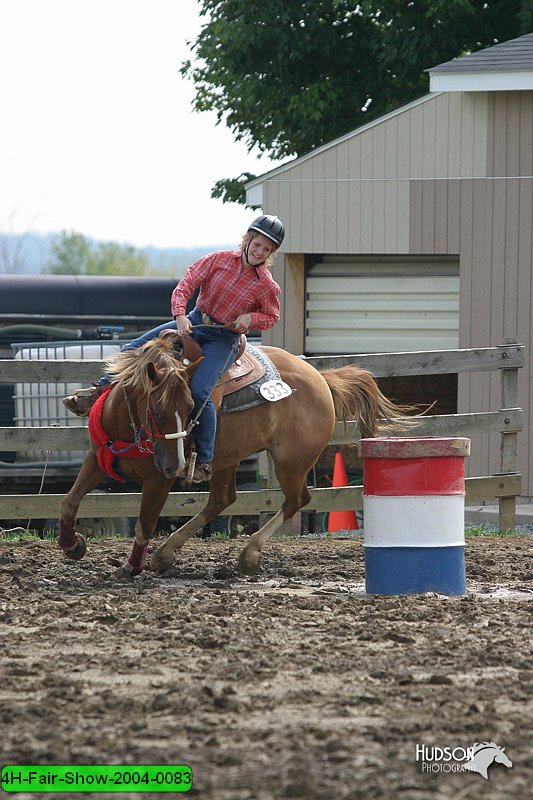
[493,746,512,769]
[142,358,199,479]
[105,335,203,479]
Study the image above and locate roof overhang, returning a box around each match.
[429,69,533,92]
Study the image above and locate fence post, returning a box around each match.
[498,338,520,532]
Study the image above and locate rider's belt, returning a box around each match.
[201,312,224,326]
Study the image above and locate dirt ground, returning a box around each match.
[0,533,531,800]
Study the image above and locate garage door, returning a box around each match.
[305,255,459,355]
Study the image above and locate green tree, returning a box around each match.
[44,231,93,275]
[44,230,149,275]
[183,0,533,203]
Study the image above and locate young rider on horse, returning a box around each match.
[64,214,285,484]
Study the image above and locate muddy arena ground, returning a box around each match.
[0,534,531,800]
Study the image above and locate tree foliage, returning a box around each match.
[44,230,149,275]
[183,0,533,203]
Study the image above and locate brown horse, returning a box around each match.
[58,331,415,577]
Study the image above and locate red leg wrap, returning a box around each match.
[59,520,76,550]
[127,541,149,576]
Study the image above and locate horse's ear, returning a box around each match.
[147,361,158,384]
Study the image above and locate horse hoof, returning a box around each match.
[62,533,87,561]
[150,548,174,573]
[114,564,135,581]
[238,548,261,576]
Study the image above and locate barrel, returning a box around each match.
[358,437,471,595]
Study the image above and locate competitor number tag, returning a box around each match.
[259,379,293,402]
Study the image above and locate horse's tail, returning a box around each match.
[320,365,421,439]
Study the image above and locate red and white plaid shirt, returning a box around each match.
[171,249,280,331]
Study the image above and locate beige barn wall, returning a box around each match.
[260,89,533,496]
[262,92,489,255]
[408,93,533,495]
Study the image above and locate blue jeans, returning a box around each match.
[100,307,241,463]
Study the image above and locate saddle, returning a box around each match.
[160,330,266,409]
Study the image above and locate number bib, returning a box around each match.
[259,379,293,402]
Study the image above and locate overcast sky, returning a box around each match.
[0,0,280,249]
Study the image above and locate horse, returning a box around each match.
[58,331,416,577]
[463,742,513,779]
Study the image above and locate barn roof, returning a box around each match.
[427,32,533,92]
[429,32,533,74]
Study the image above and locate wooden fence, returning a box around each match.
[0,341,524,532]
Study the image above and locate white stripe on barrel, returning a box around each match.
[358,437,471,596]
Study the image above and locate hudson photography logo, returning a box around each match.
[416,741,513,779]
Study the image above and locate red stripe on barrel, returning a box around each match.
[360,437,471,496]
[363,456,466,495]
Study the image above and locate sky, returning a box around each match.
[0,0,280,249]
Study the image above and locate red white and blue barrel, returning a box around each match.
[358,437,471,595]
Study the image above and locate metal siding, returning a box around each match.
[385,114,399,177]
[397,109,411,175]
[300,159,315,250]
[409,104,424,178]
[435,93,449,177]
[447,93,463,174]
[517,180,533,497]
[260,92,490,258]
[324,148,338,252]
[519,92,533,174]
[397,182,411,251]
[255,88,533,494]
[336,143,350,251]
[372,181,386,251]
[422,97,437,177]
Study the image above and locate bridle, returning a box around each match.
[121,370,188,453]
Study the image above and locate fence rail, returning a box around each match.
[0,342,524,531]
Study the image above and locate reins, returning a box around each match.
[119,367,188,453]
[112,323,240,454]
[182,333,241,436]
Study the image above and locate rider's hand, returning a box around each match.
[232,313,252,333]
[174,315,192,335]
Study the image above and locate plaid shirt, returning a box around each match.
[171,249,280,331]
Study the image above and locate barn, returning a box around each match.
[247,32,533,499]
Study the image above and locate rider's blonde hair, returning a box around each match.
[240,231,278,267]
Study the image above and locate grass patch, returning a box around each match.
[0,527,52,543]
[465,526,524,537]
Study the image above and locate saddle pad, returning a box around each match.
[220,343,281,415]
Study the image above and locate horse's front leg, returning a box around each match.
[120,479,175,577]
[150,467,237,573]
[59,450,105,560]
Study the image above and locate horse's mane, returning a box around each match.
[105,337,191,410]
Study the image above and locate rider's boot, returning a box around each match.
[62,385,107,417]
[191,462,213,484]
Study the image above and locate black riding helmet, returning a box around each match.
[247,214,285,248]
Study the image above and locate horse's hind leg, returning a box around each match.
[59,450,106,560]
[150,467,238,573]
[238,463,312,576]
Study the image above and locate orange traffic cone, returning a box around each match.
[328,452,359,532]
